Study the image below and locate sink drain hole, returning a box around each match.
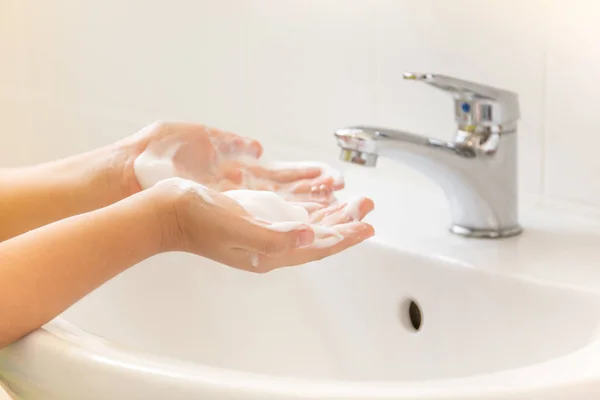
[399,299,422,332]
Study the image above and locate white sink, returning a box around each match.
[3,238,600,399]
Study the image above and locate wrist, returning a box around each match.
[143,181,188,253]
[103,139,144,200]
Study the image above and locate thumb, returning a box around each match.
[236,220,315,255]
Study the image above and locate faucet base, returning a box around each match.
[450,224,523,239]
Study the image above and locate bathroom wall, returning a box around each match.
[0,0,597,209]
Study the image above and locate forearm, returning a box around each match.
[0,189,164,349]
[0,141,140,241]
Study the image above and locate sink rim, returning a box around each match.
[4,238,600,399]
[5,315,600,399]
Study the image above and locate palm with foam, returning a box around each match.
[155,178,374,272]
[126,121,344,204]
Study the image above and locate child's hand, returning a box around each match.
[151,178,374,273]
[122,121,343,204]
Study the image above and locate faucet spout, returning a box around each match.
[334,125,522,239]
[335,126,476,165]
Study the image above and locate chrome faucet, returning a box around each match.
[334,72,522,238]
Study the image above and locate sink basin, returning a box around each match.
[3,239,600,399]
[57,241,600,380]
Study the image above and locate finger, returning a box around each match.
[310,222,374,258]
[235,219,315,255]
[247,165,322,183]
[219,163,245,184]
[279,192,337,206]
[164,123,261,157]
[230,222,374,272]
[286,176,335,199]
[218,163,282,191]
[216,136,263,158]
[309,203,346,224]
[287,201,326,214]
[203,124,262,158]
[333,180,345,190]
[282,178,337,206]
[322,198,375,226]
[263,222,375,269]
[342,197,375,222]
[218,166,278,192]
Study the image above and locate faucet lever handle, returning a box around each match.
[403,72,520,131]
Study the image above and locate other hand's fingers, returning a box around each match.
[247,165,322,183]
[309,203,346,224]
[287,176,335,196]
[311,197,374,225]
[218,136,262,158]
[206,127,262,158]
[287,201,326,214]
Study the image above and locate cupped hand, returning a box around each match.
[245,197,376,270]
[152,178,374,273]
[123,121,344,203]
[215,160,345,204]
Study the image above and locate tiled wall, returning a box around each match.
[0,1,597,207]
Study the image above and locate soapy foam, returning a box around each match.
[157,177,215,204]
[133,141,182,190]
[264,221,311,233]
[224,190,310,224]
[222,189,352,266]
[223,189,344,243]
[287,201,323,213]
[250,253,260,268]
